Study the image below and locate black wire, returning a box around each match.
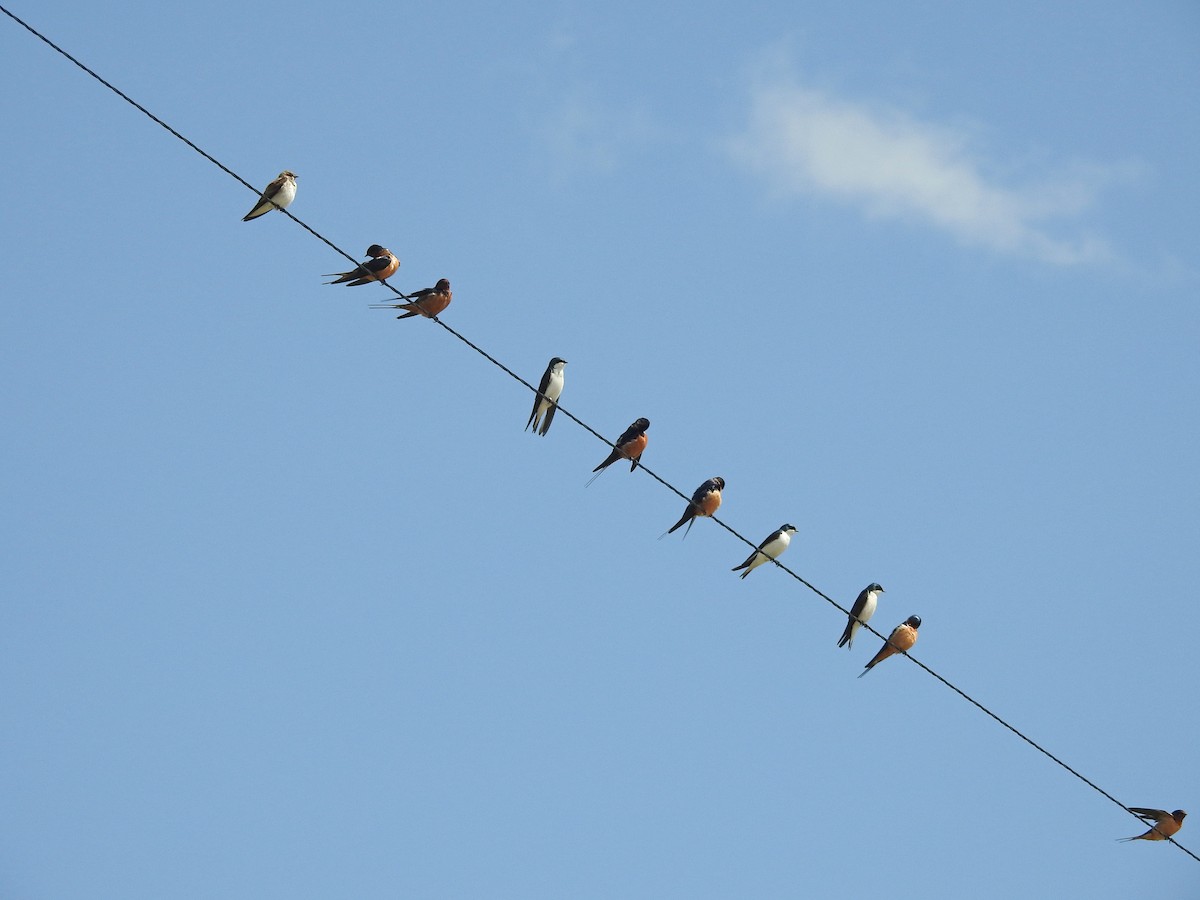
[0,4,394,280]
[4,2,1194,862]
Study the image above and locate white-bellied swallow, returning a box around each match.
[731,524,797,579]
[663,477,724,538]
[838,583,884,649]
[1119,808,1187,842]
[324,245,400,286]
[586,417,650,485]
[858,615,920,677]
[526,357,567,436]
[242,171,297,221]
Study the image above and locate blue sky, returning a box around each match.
[2,1,1198,897]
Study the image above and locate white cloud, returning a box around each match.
[728,78,1117,264]
[538,90,665,182]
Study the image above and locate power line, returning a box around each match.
[4,3,1194,862]
[0,5,394,281]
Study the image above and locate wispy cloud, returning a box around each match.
[538,90,664,182]
[728,76,1121,264]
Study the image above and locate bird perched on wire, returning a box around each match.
[526,358,567,436]
[662,477,724,538]
[838,583,884,649]
[242,170,297,221]
[1118,808,1187,842]
[858,615,920,677]
[586,417,650,485]
[384,279,452,319]
[324,245,400,287]
[731,524,796,579]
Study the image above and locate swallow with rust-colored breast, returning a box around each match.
[324,245,400,287]
[586,417,650,486]
[662,477,724,538]
[242,171,297,221]
[386,279,452,319]
[858,615,920,677]
[526,358,567,436]
[838,583,884,649]
[1119,809,1187,842]
[731,524,797,579]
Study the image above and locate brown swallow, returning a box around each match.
[858,615,920,677]
[390,279,452,319]
[242,170,297,221]
[324,245,400,286]
[1119,808,1187,842]
[662,477,724,538]
[586,417,650,485]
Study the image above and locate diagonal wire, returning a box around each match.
[0,3,399,283]
[3,3,1195,862]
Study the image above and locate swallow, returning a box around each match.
[1119,808,1187,842]
[242,170,297,221]
[586,417,650,485]
[731,524,797,579]
[663,477,725,538]
[526,357,567,436]
[838,583,885,649]
[324,245,400,286]
[858,615,920,677]
[388,279,452,319]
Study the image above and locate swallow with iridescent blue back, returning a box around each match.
[731,524,796,579]
[324,245,400,287]
[662,477,724,538]
[586,417,650,486]
[388,279,452,319]
[526,358,567,436]
[838,583,884,649]
[1119,809,1187,842]
[858,615,920,677]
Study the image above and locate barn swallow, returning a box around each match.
[662,477,725,538]
[242,171,297,221]
[526,358,567,436]
[838,583,884,649]
[1119,808,1187,842]
[858,615,920,677]
[387,279,452,319]
[731,524,797,579]
[586,417,650,485]
[324,245,400,286]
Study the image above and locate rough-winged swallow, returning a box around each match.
[242,171,297,221]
